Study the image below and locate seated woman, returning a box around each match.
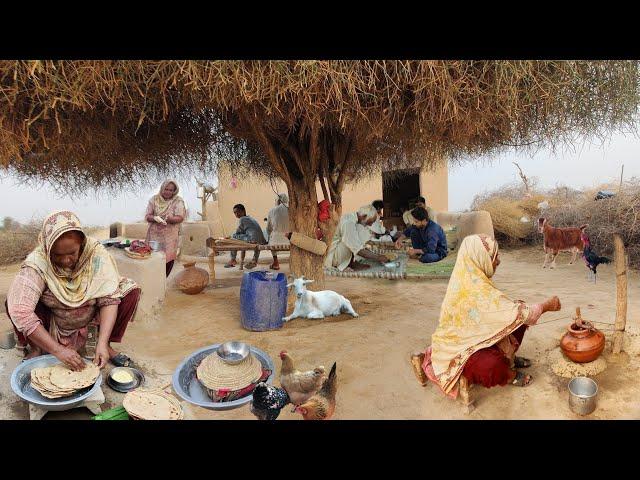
[394,207,447,263]
[410,234,560,393]
[5,211,141,371]
[145,179,186,277]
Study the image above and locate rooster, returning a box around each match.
[294,362,337,420]
[250,382,290,420]
[279,351,325,406]
[581,233,611,283]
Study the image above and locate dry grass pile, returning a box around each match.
[471,179,640,268]
[0,219,40,265]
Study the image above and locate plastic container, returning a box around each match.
[239,271,288,331]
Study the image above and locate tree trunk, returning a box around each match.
[288,178,326,289]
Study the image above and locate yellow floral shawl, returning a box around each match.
[23,210,137,308]
[430,234,529,393]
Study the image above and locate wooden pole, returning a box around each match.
[619,164,624,193]
[613,234,627,354]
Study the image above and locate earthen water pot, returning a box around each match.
[176,262,209,294]
[560,322,605,363]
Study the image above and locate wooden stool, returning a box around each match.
[458,376,476,414]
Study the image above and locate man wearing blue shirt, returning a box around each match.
[394,207,447,263]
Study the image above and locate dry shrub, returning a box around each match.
[544,179,640,268]
[0,219,40,265]
[471,178,640,268]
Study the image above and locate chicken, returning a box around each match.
[294,362,337,420]
[250,382,290,420]
[279,350,325,406]
[581,233,611,282]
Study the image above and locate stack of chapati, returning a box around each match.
[30,363,100,399]
[196,352,263,401]
[122,388,184,420]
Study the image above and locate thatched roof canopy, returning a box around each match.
[1,60,638,192]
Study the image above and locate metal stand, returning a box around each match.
[28,387,105,420]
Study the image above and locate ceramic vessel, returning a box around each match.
[175,262,209,294]
[560,322,605,363]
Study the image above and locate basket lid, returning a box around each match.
[196,352,262,391]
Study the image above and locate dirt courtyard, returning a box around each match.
[1,244,639,420]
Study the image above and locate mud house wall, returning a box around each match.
[207,163,448,235]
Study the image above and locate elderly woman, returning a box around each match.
[411,234,561,393]
[5,211,140,371]
[145,179,186,277]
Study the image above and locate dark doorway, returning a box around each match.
[382,168,420,229]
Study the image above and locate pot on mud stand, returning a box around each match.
[175,262,209,295]
[560,307,605,363]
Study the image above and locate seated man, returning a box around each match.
[224,203,267,270]
[369,200,388,239]
[325,205,390,271]
[402,196,426,228]
[394,207,447,263]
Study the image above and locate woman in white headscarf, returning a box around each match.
[266,193,290,270]
[145,180,187,276]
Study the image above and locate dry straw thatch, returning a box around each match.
[1,61,639,279]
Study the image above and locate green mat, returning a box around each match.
[405,250,457,278]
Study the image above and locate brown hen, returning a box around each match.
[295,362,337,420]
[279,350,325,406]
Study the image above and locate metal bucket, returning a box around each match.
[0,330,16,350]
[568,376,598,415]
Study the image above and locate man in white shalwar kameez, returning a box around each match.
[324,205,390,271]
[266,193,290,270]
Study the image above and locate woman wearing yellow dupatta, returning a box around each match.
[411,234,561,395]
[5,211,140,371]
[145,179,187,277]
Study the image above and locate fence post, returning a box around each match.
[612,234,627,354]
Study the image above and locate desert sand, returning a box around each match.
[1,243,638,420]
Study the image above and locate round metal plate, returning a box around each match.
[172,344,275,411]
[106,367,145,393]
[10,354,103,411]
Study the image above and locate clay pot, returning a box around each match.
[560,323,605,363]
[175,262,209,294]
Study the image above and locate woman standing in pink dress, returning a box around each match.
[145,180,186,277]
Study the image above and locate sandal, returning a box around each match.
[514,356,532,368]
[244,261,257,270]
[224,262,237,268]
[270,263,280,270]
[110,353,135,368]
[511,371,533,387]
[410,353,428,386]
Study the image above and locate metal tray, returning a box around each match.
[172,344,274,411]
[106,367,145,393]
[10,354,103,411]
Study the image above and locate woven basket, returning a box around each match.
[196,352,263,401]
[289,232,327,256]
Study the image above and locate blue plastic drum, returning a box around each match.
[239,271,288,331]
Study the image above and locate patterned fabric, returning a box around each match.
[208,369,272,402]
[22,211,137,307]
[145,179,187,263]
[428,234,530,394]
[8,210,137,345]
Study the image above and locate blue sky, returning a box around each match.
[1,132,639,226]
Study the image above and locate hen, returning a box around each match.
[294,362,337,420]
[279,351,325,406]
[250,382,290,420]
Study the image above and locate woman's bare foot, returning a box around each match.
[410,352,428,386]
[24,346,43,360]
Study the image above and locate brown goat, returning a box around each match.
[538,217,588,269]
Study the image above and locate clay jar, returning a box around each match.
[175,262,209,294]
[560,323,605,363]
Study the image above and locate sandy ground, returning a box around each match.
[1,241,639,420]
